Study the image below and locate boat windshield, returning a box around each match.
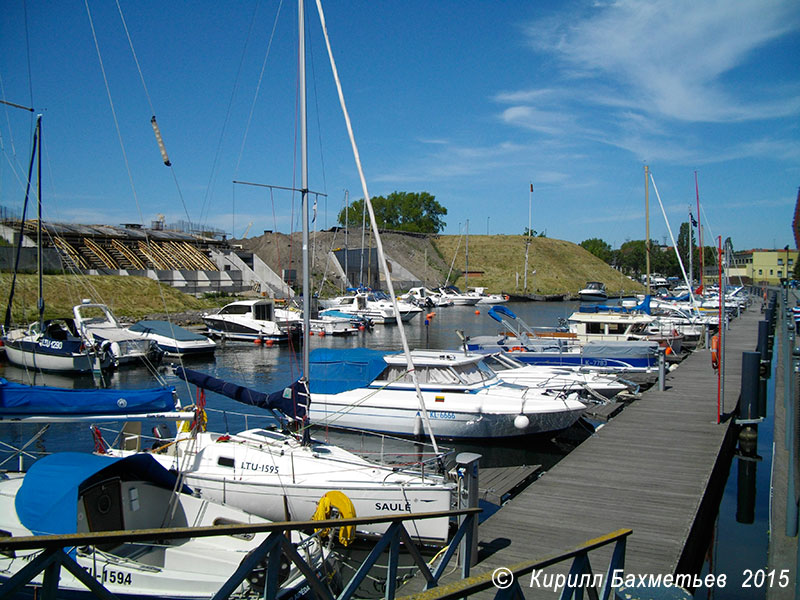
[452,360,497,385]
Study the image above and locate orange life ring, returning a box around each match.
[710,334,720,370]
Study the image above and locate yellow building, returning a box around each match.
[715,249,798,285]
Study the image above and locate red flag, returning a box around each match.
[530,183,533,192]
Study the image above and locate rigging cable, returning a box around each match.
[314,0,439,455]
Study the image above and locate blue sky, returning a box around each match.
[1,1,798,251]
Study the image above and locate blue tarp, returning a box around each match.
[308,348,396,395]
[15,452,191,535]
[0,379,176,418]
[173,367,307,420]
[578,295,651,314]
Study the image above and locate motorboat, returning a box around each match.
[437,286,480,306]
[578,281,608,302]
[72,301,164,368]
[202,299,290,343]
[0,452,327,599]
[274,305,360,336]
[318,292,395,324]
[468,287,509,305]
[305,348,586,439]
[480,352,630,399]
[399,287,453,308]
[467,306,660,382]
[568,301,684,354]
[126,320,216,357]
[2,318,112,374]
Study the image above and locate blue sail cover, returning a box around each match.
[173,367,307,420]
[308,348,395,395]
[0,378,176,418]
[15,452,191,535]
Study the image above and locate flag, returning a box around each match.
[530,183,534,192]
[690,213,697,227]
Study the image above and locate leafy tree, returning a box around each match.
[580,238,613,263]
[337,191,446,234]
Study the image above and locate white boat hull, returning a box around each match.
[310,388,585,439]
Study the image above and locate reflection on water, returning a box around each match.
[0,302,586,469]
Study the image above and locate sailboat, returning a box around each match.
[2,116,112,374]
[105,0,455,543]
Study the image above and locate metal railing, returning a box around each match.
[0,509,480,600]
[395,528,631,600]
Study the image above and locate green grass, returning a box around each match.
[431,235,644,296]
[1,273,228,325]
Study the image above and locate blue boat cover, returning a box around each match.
[129,320,208,341]
[0,379,176,418]
[488,305,517,323]
[308,348,395,395]
[15,452,191,535]
[173,367,307,420]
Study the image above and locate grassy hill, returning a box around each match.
[431,235,644,296]
[0,273,225,325]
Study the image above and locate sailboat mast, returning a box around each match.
[695,171,703,289]
[644,165,651,295]
[464,219,469,291]
[299,0,310,379]
[36,115,44,331]
[523,183,532,292]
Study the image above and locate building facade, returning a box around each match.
[719,248,797,286]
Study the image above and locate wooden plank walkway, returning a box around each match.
[401,306,758,598]
[480,465,541,505]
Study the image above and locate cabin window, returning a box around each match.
[221,304,251,315]
[253,304,273,320]
[453,362,494,384]
[607,323,627,335]
[422,366,461,385]
[218,456,235,468]
[376,365,411,383]
[586,323,603,334]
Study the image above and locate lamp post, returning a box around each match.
[785,244,790,280]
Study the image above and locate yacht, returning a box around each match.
[202,299,290,343]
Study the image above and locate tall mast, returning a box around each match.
[645,165,651,295]
[695,171,703,289]
[299,0,310,380]
[36,116,44,331]
[523,182,532,292]
[464,219,469,290]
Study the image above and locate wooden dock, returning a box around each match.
[402,306,759,598]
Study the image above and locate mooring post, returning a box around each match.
[658,347,666,392]
[455,452,481,573]
[739,352,760,422]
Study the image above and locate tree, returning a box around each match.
[580,238,613,263]
[337,191,446,234]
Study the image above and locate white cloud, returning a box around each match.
[524,0,800,122]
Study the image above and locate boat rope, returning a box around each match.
[314,0,439,455]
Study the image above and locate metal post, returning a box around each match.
[658,347,666,391]
[455,452,481,573]
[739,352,760,421]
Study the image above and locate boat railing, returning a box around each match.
[0,508,482,600]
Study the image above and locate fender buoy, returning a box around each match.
[511,346,526,352]
[312,490,356,546]
[711,334,720,370]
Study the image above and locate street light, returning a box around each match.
[785,244,790,280]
